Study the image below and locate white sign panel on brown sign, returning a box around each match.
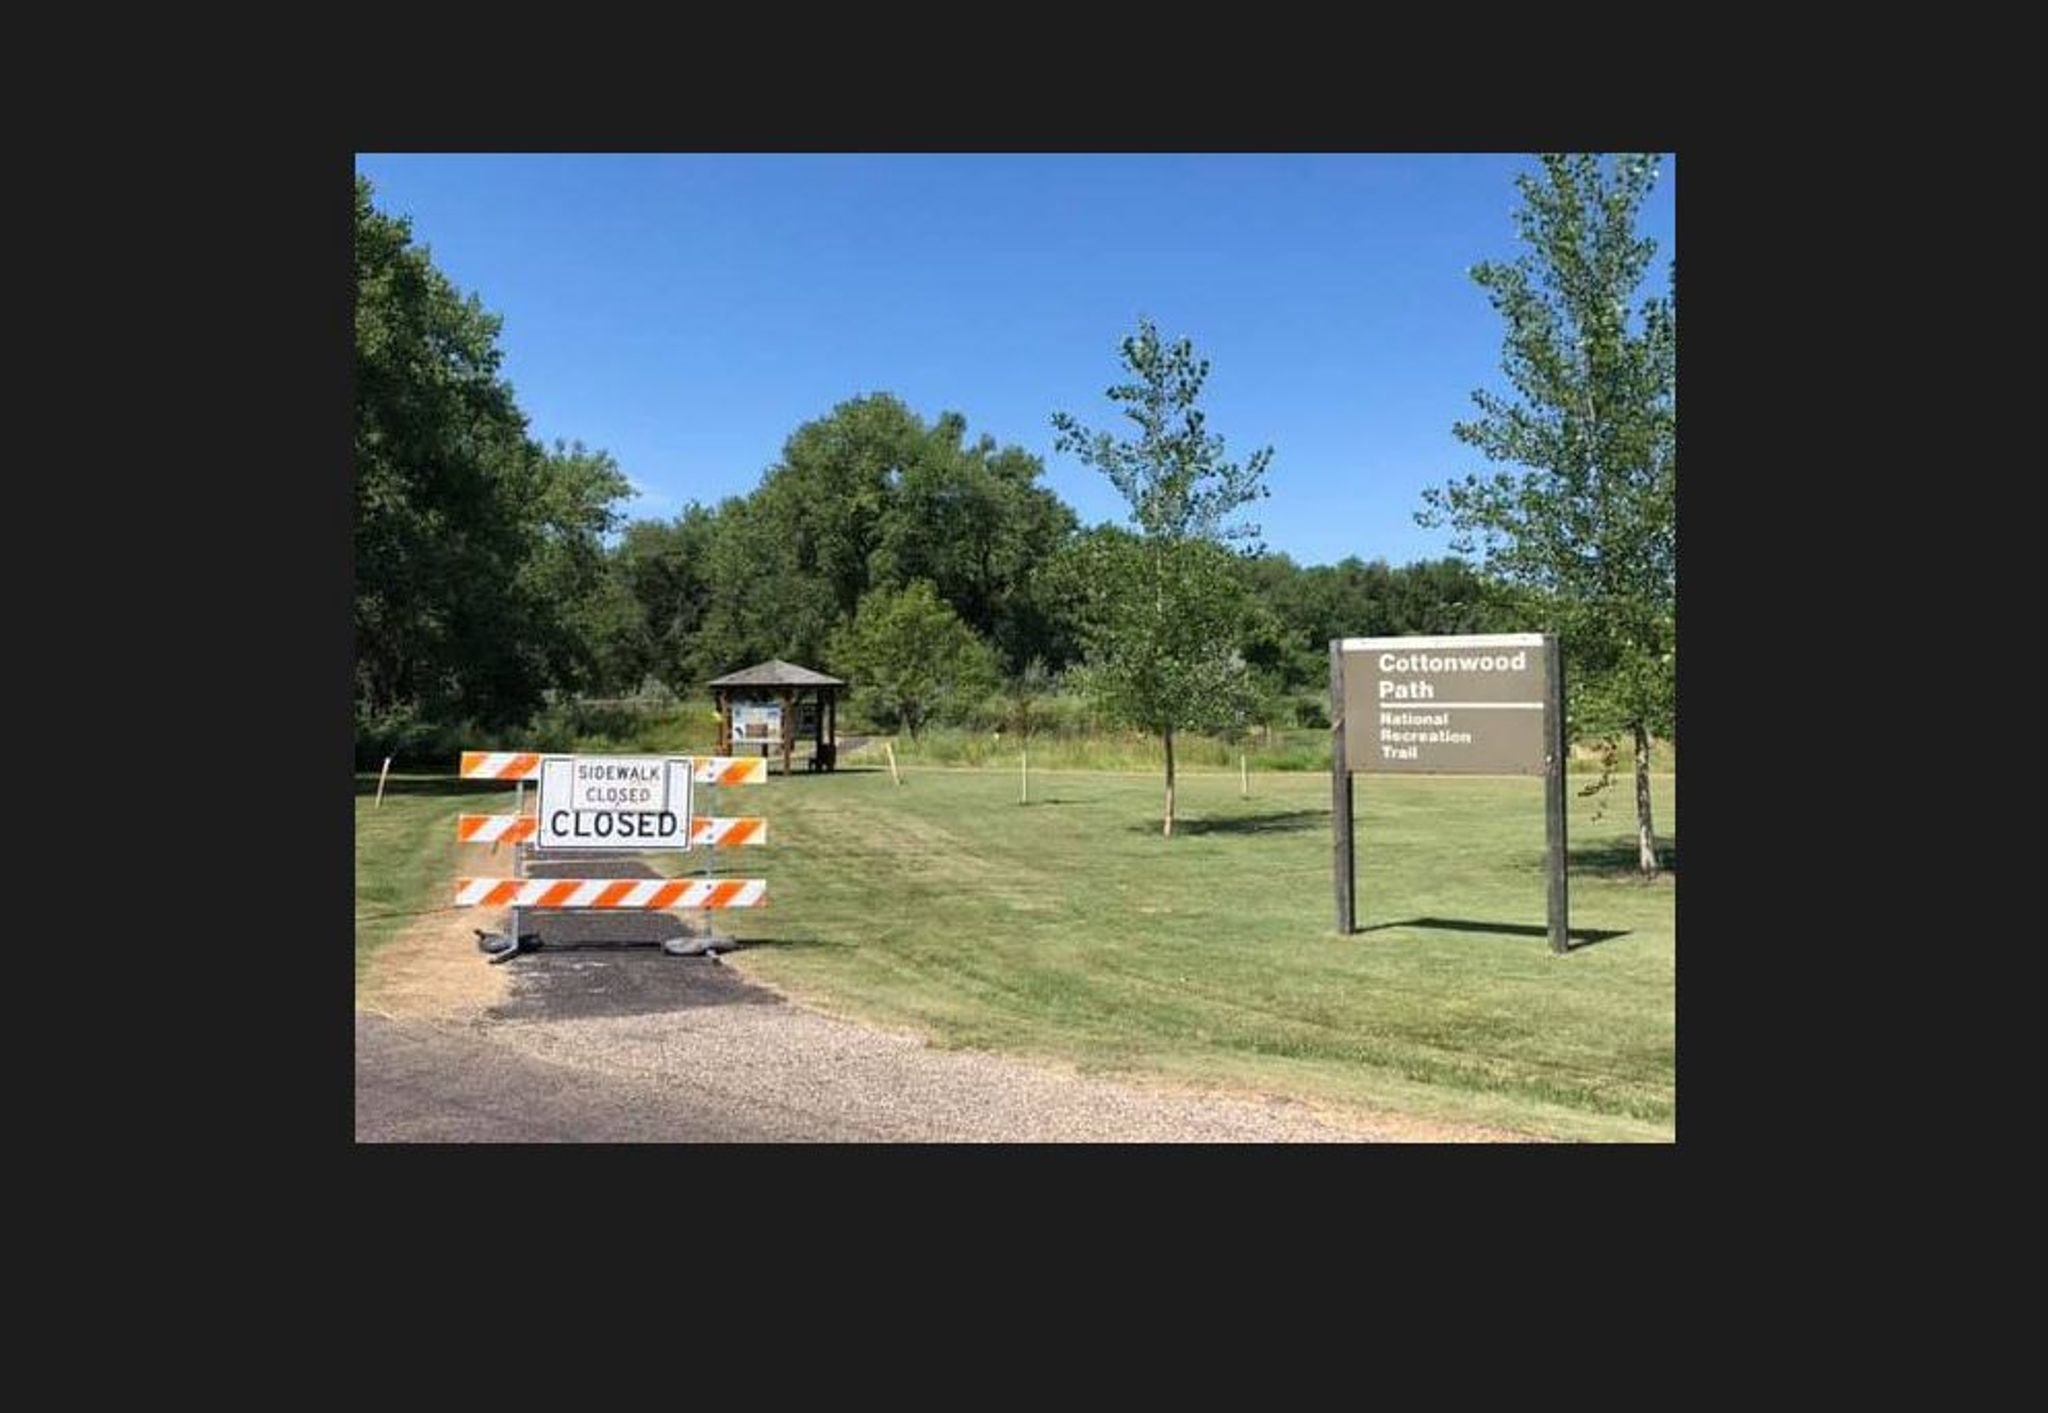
[536,755,695,851]
[1340,633,1550,775]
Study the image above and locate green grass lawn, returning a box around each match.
[353,774,511,979]
[353,758,1676,1140]
[686,763,1676,1141]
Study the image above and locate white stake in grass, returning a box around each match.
[1021,746,1029,804]
[1240,752,1248,799]
[886,740,902,786]
[376,756,393,809]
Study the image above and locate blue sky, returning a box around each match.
[354,152,1675,568]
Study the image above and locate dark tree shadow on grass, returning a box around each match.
[1570,834,1677,877]
[712,935,848,955]
[354,776,520,799]
[1356,916,1630,951]
[1126,808,1327,837]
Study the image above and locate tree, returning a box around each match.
[570,557,654,698]
[1418,153,1675,877]
[828,581,1000,739]
[1051,319,1272,837]
[356,175,529,732]
[612,506,721,696]
[354,175,628,756]
[691,493,830,677]
[846,405,1078,672]
[512,439,635,696]
[1229,552,1508,706]
[1002,657,1058,741]
[706,394,1079,681]
[757,393,925,624]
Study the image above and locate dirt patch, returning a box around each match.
[360,904,510,1020]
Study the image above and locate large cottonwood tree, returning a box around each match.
[354,175,628,751]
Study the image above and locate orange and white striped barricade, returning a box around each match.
[456,751,768,960]
[453,877,766,910]
[679,755,767,954]
[460,752,770,786]
[456,814,768,848]
[458,751,543,956]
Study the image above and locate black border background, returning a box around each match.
[110,106,1872,1276]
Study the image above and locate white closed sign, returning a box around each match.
[536,755,695,852]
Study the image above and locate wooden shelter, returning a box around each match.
[707,659,848,774]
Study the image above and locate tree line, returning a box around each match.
[357,153,1672,866]
[356,174,1508,760]
[597,389,1512,735]
[355,176,629,746]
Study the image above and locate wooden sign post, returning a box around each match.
[1542,644,1568,956]
[1330,643,1355,935]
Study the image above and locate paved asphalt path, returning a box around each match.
[355,1010,796,1141]
[359,752,886,1144]
[356,846,812,1142]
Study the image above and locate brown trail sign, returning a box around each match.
[1330,633,1569,954]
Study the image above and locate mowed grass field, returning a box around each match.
[355,760,1675,1140]
[353,775,505,979]
[678,760,1675,1141]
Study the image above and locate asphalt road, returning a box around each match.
[357,847,807,1141]
[355,1010,800,1141]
